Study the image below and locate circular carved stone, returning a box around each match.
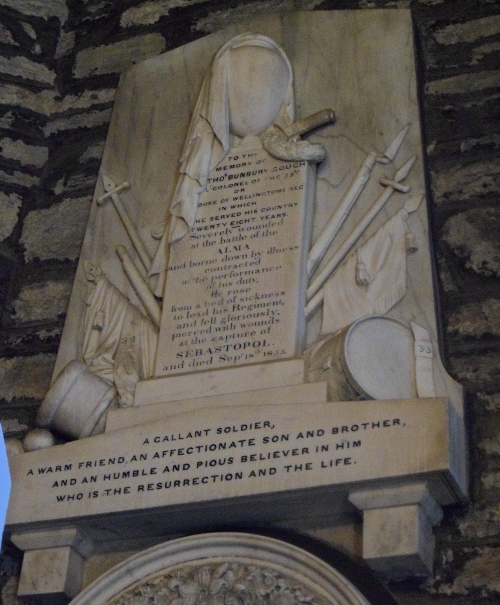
[22,428,55,451]
[70,534,372,605]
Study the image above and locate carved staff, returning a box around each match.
[307,124,411,277]
[308,152,376,276]
[305,155,417,319]
[116,246,161,328]
[97,175,152,274]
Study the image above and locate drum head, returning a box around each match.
[343,316,417,400]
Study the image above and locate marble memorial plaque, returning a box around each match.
[155,143,314,376]
[5,13,471,596]
[7,6,468,529]
[36,9,464,425]
[6,398,466,532]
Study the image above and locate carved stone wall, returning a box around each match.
[0,1,499,604]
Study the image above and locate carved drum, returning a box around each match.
[308,315,417,401]
[37,360,118,439]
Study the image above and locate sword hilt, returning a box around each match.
[96,181,130,206]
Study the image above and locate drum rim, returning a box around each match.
[36,359,86,427]
[340,314,415,400]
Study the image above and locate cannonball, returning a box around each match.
[5,438,24,457]
[23,428,55,452]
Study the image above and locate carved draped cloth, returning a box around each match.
[322,209,412,335]
[148,33,295,298]
[82,275,157,407]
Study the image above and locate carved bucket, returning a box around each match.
[37,360,118,439]
[307,315,417,401]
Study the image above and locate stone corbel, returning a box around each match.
[11,527,94,604]
[348,482,443,579]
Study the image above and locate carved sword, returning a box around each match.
[261,109,336,163]
[305,155,417,320]
[307,124,411,277]
[96,175,151,273]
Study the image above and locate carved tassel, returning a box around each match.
[93,309,105,331]
[356,260,371,286]
[406,228,418,253]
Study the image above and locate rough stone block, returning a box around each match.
[477,392,500,412]
[0,23,16,46]
[433,14,500,45]
[458,504,500,539]
[460,133,500,154]
[1,418,29,437]
[434,546,500,596]
[0,0,67,22]
[192,0,324,33]
[52,174,98,196]
[434,160,500,208]
[425,71,500,96]
[0,192,22,241]
[21,198,91,262]
[447,299,500,338]
[120,1,189,27]
[44,109,113,136]
[481,470,500,494]
[73,35,166,79]
[442,208,500,277]
[78,143,105,163]
[11,280,72,323]
[0,85,114,117]
[0,138,48,168]
[451,353,500,393]
[0,55,55,86]
[479,434,500,457]
[0,168,39,188]
[0,354,55,402]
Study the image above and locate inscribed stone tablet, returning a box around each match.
[155,142,314,376]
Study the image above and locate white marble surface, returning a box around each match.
[50,9,463,421]
[360,504,436,577]
[6,397,466,530]
[6,15,471,601]
[106,381,329,432]
[38,360,117,439]
[134,358,305,406]
[349,483,443,576]
[306,316,418,401]
[17,546,84,602]
[11,527,94,557]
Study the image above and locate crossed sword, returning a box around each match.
[305,122,420,319]
[96,176,161,328]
